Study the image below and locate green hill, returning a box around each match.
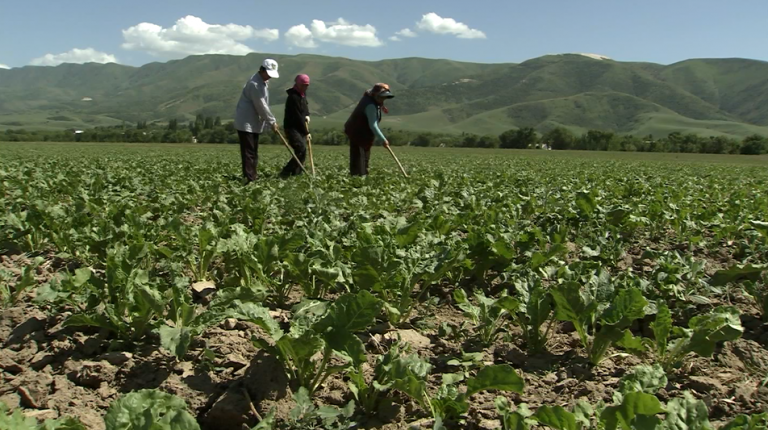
[0,52,767,137]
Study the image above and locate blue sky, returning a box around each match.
[1,0,766,69]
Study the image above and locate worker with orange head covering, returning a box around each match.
[343,83,395,176]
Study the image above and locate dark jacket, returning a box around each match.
[283,87,309,135]
[344,94,381,148]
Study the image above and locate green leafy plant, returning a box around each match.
[43,244,167,346]
[1,401,86,430]
[352,226,462,326]
[550,280,647,366]
[511,275,555,353]
[722,412,768,430]
[347,342,432,416]
[710,264,768,321]
[284,252,346,300]
[453,288,518,346]
[103,389,199,430]
[495,397,593,430]
[0,257,43,308]
[251,291,382,396]
[157,278,268,359]
[280,387,355,430]
[428,364,525,429]
[642,302,744,371]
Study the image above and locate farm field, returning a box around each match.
[1,142,768,430]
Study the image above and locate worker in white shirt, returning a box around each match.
[233,58,280,183]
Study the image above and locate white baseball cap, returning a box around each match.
[262,58,279,78]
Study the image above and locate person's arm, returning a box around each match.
[365,103,386,144]
[249,82,277,129]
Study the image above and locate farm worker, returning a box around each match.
[343,83,395,176]
[233,58,280,183]
[279,74,311,177]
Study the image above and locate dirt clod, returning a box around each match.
[0,356,25,374]
[18,385,47,409]
[67,361,117,388]
[385,329,431,350]
[99,351,133,366]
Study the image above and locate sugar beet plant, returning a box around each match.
[2,143,768,427]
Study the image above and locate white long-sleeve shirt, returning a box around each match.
[234,72,276,134]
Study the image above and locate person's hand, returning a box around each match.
[383,140,390,149]
[305,116,310,124]
[306,133,312,140]
[271,123,279,133]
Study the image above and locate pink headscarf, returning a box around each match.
[293,74,310,97]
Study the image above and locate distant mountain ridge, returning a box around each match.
[1,52,767,137]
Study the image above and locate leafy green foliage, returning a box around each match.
[0,257,43,308]
[2,142,768,429]
[103,389,199,430]
[511,276,554,353]
[664,391,713,430]
[428,364,524,426]
[253,291,382,396]
[551,273,647,365]
[722,413,768,430]
[710,264,768,321]
[601,392,666,430]
[453,289,518,346]
[0,401,38,430]
[348,343,432,415]
[283,388,355,430]
[660,306,744,370]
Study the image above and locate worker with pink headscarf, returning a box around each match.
[280,74,311,177]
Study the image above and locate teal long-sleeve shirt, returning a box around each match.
[364,103,387,143]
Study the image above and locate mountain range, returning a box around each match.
[1,52,767,137]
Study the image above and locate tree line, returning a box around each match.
[1,117,766,155]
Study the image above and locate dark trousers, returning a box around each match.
[349,138,372,176]
[237,130,260,182]
[280,129,307,177]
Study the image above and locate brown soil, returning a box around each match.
[1,252,767,429]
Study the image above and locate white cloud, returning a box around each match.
[396,28,418,38]
[0,64,9,69]
[285,24,318,48]
[389,36,402,42]
[30,48,118,66]
[121,15,279,58]
[416,13,486,39]
[285,18,382,48]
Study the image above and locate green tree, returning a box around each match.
[412,133,435,147]
[543,127,575,150]
[477,134,500,148]
[618,135,642,152]
[705,136,730,154]
[741,134,767,155]
[461,134,479,148]
[500,127,538,149]
[578,130,616,151]
[317,130,345,146]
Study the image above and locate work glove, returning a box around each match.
[305,116,310,124]
[306,133,312,140]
